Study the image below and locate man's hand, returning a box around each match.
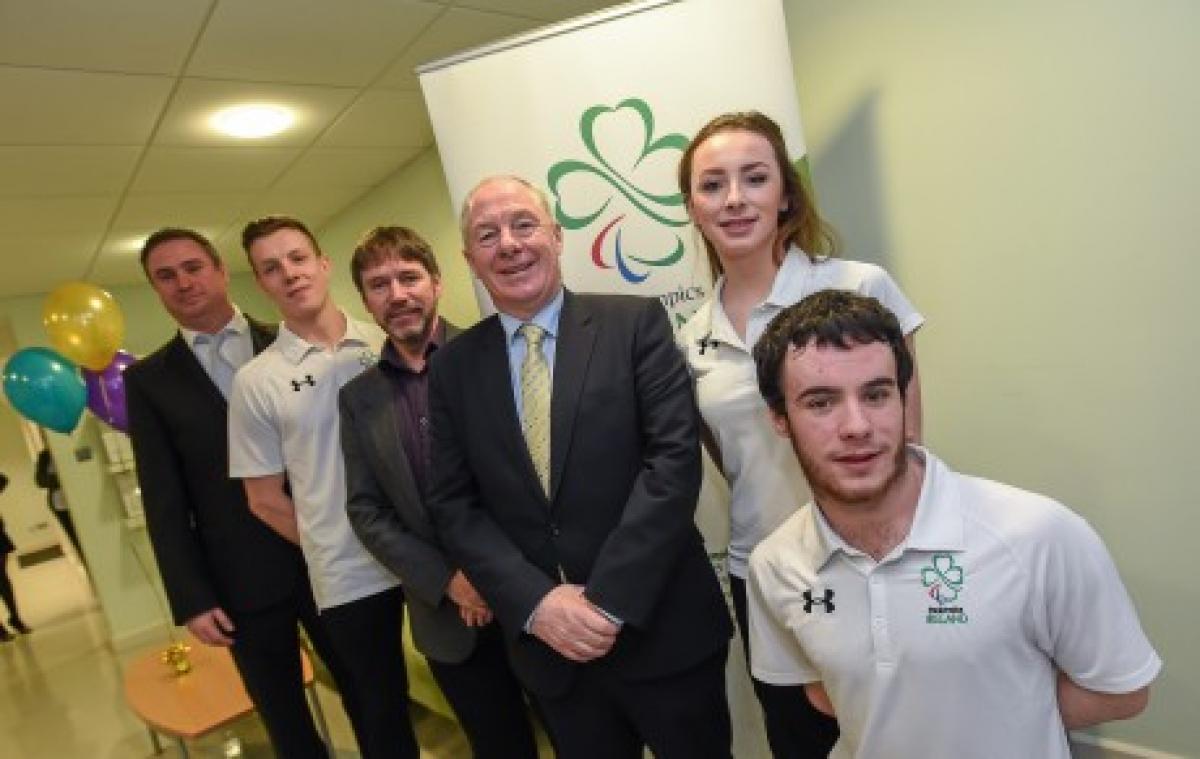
[530,584,619,662]
[805,682,835,717]
[447,570,493,627]
[186,608,236,646]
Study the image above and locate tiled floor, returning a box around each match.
[0,555,548,758]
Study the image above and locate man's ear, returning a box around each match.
[770,408,791,438]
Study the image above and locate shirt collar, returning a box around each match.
[903,447,965,552]
[498,288,565,346]
[181,306,248,347]
[806,446,964,570]
[704,278,741,347]
[763,246,816,308]
[703,246,815,347]
[380,317,444,373]
[275,309,375,366]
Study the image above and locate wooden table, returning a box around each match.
[123,637,330,757]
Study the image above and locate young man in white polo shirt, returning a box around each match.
[228,216,418,759]
[747,289,1160,759]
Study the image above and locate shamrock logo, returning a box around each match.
[547,98,689,283]
[921,553,964,605]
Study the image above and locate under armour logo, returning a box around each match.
[696,333,720,355]
[290,375,316,391]
[802,588,835,613]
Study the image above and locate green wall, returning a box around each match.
[782,0,1197,753]
[308,1,1199,753]
[317,147,479,330]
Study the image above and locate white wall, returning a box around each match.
[783,0,1198,753]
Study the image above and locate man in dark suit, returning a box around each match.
[428,176,733,758]
[339,226,537,758]
[127,227,347,759]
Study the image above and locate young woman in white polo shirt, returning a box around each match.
[677,111,925,758]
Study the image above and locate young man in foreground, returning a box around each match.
[748,289,1160,758]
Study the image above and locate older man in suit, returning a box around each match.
[127,228,346,759]
[428,176,733,759]
[339,226,538,758]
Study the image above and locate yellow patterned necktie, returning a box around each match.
[519,324,552,495]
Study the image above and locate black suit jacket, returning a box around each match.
[339,322,475,664]
[126,317,307,624]
[428,291,731,697]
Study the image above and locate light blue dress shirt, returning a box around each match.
[497,288,563,426]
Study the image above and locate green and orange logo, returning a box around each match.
[547,98,689,284]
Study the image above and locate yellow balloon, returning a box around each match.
[42,282,126,371]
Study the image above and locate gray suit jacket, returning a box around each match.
[338,322,472,664]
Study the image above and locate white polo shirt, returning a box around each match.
[678,248,923,578]
[228,313,398,610]
[748,448,1161,759]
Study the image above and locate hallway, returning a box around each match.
[0,554,491,758]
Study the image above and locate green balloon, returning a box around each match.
[3,347,86,434]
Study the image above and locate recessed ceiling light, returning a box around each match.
[210,104,294,138]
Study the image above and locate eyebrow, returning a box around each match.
[796,376,896,399]
[152,257,203,275]
[698,160,771,174]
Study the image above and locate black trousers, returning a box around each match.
[51,507,85,566]
[533,645,732,759]
[320,585,418,759]
[229,575,347,759]
[0,552,19,623]
[427,621,538,759]
[729,575,839,759]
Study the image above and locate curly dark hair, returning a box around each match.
[754,289,913,416]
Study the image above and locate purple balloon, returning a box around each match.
[83,350,136,432]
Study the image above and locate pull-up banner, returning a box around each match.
[418,0,806,328]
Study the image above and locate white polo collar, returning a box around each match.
[275,310,375,366]
[805,447,966,570]
[702,246,819,348]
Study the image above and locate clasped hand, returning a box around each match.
[447,570,493,627]
[531,584,619,662]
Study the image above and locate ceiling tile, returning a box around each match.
[222,185,373,249]
[0,195,119,235]
[131,146,301,194]
[317,90,433,147]
[0,147,141,197]
[379,7,537,90]
[0,67,173,145]
[153,78,359,147]
[452,0,622,23]
[275,147,422,191]
[111,193,255,232]
[0,0,211,74]
[187,0,444,87]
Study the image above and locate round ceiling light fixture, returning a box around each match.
[210,104,294,138]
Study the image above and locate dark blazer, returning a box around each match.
[338,322,473,664]
[428,291,732,697]
[126,317,307,624]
